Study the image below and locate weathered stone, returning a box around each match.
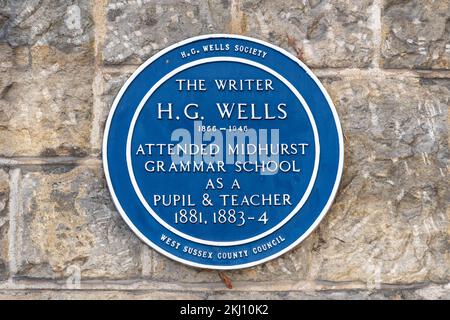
[382,0,450,69]
[98,70,131,113]
[91,69,132,153]
[310,74,449,284]
[0,289,205,300]
[0,44,93,157]
[0,43,13,105]
[0,0,448,299]
[413,283,450,300]
[102,0,375,67]
[0,283,449,299]
[0,0,94,157]
[103,0,230,64]
[0,168,9,281]
[239,0,375,68]
[16,165,142,279]
[209,284,450,300]
[12,46,30,68]
[209,289,356,300]
[0,0,93,53]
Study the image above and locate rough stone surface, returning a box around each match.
[413,283,450,300]
[103,0,231,64]
[0,289,205,300]
[0,0,94,157]
[0,0,448,300]
[313,74,449,284]
[0,44,94,157]
[0,168,9,281]
[102,0,376,67]
[1,284,449,300]
[0,0,93,53]
[239,0,376,68]
[382,0,450,69]
[91,70,132,153]
[16,165,142,279]
[209,284,450,300]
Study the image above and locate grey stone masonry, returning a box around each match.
[0,0,448,299]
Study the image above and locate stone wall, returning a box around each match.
[0,0,448,300]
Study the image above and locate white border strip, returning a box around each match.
[102,34,344,270]
[125,57,320,246]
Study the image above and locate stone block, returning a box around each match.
[240,0,376,68]
[103,0,230,64]
[0,168,9,281]
[0,0,93,53]
[0,45,94,157]
[382,0,450,69]
[16,165,143,279]
[311,74,449,284]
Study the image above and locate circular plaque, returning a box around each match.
[103,34,343,269]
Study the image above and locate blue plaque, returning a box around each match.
[103,35,344,269]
